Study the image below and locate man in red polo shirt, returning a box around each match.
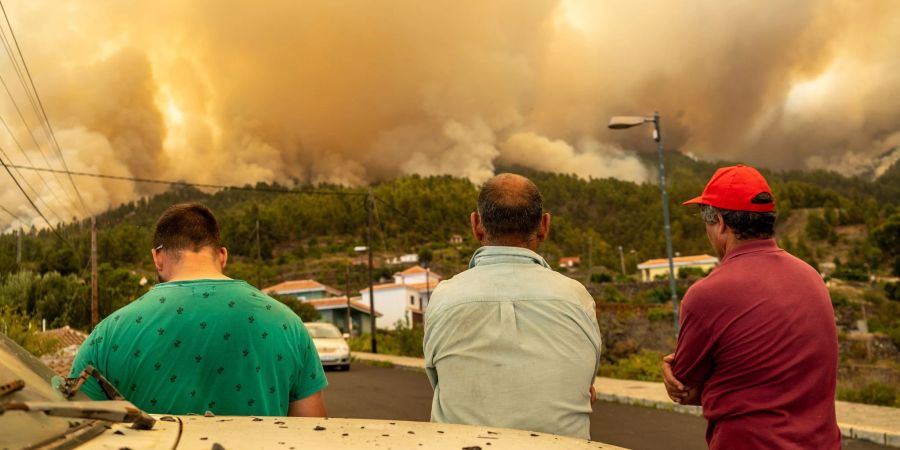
[662,165,841,449]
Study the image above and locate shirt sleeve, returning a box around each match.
[672,290,716,386]
[68,327,108,401]
[290,323,328,402]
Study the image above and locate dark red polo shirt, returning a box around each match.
[673,239,841,449]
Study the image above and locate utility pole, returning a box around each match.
[366,187,377,353]
[255,215,262,288]
[586,235,593,284]
[345,263,352,336]
[91,216,98,329]
[651,112,681,338]
[16,227,22,264]
[618,245,626,275]
[424,265,430,311]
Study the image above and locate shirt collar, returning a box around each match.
[469,245,551,269]
[721,238,781,263]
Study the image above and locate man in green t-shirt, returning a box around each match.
[70,203,327,416]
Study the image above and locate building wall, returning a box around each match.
[361,286,418,329]
[311,308,374,335]
[641,262,718,282]
[285,289,329,300]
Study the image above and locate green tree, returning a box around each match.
[273,295,322,322]
[871,213,900,275]
[806,213,833,241]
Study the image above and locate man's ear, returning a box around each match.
[218,247,228,271]
[470,212,486,243]
[716,213,728,236]
[535,213,551,243]
[152,249,165,273]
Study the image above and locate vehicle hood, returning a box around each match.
[80,415,627,449]
[312,338,347,349]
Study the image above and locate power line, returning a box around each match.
[7,163,366,197]
[0,0,89,217]
[0,153,66,243]
[0,202,24,223]
[0,106,80,220]
[0,142,67,224]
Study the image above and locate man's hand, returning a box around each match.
[589,384,597,405]
[661,353,690,404]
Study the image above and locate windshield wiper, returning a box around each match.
[45,365,156,429]
[60,365,126,401]
[0,378,25,398]
[2,400,156,429]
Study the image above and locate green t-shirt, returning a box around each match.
[70,279,327,416]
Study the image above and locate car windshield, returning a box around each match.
[0,332,94,449]
[307,324,343,338]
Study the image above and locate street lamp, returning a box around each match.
[608,112,681,337]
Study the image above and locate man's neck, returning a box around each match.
[723,236,770,257]
[163,254,230,282]
[165,271,231,282]
[483,236,540,252]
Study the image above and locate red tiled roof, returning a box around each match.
[40,326,88,351]
[397,265,427,275]
[407,280,441,291]
[263,279,341,295]
[39,326,89,376]
[363,279,440,292]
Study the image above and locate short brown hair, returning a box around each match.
[152,203,221,254]
[477,174,543,240]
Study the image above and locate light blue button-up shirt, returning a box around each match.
[424,246,602,439]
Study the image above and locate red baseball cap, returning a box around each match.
[682,164,775,212]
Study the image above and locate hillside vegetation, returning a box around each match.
[1,152,898,333]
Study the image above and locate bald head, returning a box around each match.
[476,173,544,244]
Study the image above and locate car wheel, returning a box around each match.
[341,364,350,371]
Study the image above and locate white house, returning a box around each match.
[636,254,719,282]
[360,265,441,329]
[387,253,420,265]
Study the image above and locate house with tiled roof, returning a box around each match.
[360,265,442,329]
[38,326,89,376]
[558,256,581,268]
[637,254,719,282]
[307,296,382,335]
[264,279,380,335]
[263,279,342,300]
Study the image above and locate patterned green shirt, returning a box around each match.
[70,279,327,416]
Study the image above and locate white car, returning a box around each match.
[0,333,627,449]
[307,322,351,370]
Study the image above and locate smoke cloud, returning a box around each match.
[1,0,899,227]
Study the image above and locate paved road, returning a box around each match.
[324,362,889,450]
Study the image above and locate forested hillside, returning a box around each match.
[1,152,899,332]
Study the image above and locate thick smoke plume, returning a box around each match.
[1,0,899,227]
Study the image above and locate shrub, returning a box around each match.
[838,382,899,407]
[0,306,58,356]
[591,273,613,284]
[600,285,627,303]
[647,307,674,322]
[599,349,664,382]
[349,326,425,357]
[272,295,322,322]
[829,290,850,308]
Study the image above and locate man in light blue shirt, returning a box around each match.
[424,173,601,439]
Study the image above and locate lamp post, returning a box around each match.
[608,112,680,337]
